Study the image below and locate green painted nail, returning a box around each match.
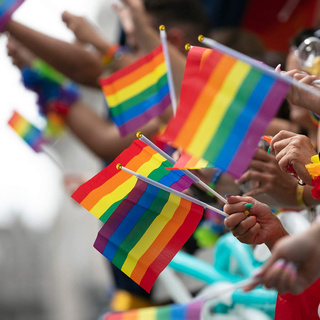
[245,203,253,209]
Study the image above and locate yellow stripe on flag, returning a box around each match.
[105,62,167,108]
[188,61,251,156]
[121,193,181,276]
[90,153,165,218]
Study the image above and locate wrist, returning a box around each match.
[265,216,289,250]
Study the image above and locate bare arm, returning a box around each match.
[66,101,167,161]
[5,20,103,87]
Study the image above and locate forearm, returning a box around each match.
[6,20,103,87]
[66,101,164,161]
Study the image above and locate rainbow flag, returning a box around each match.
[103,300,204,319]
[172,151,210,170]
[94,179,204,292]
[100,45,171,136]
[163,46,290,178]
[0,0,24,31]
[71,139,194,222]
[8,110,45,152]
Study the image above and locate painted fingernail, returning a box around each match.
[273,259,285,270]
[245,203,253,209]
[224,194,232,198]
[244,210,250,216]
[286,262,297,277]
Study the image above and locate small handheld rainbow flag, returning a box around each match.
[100,45,171,136]
[94,179,203,292]
[163,46,290,178]
[0,0,25,31]
[8,110,45,152]
[102,300,204,319]
[71,139,194,223]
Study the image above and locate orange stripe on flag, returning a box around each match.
[101,52,164,95]
[175,54,236,147]
[80,146,154,210]
[130,199,191,284]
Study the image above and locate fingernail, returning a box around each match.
[275,64,281,71]
[273,259,285,270]
[286,262,297,277]
[244,210,250,216]
[224,194,232,198]
[245,203,253,209]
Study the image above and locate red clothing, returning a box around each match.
[275,278,320,319]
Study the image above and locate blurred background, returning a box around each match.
[0,1,120,319]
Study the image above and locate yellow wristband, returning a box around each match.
[296,184,307,208]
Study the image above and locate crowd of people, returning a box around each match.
[3,0,320,318]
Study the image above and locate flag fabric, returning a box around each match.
[102,300,204,319]
[71,139,194,223]
[8,110,45,152]
[100,45,171,136]
[0,0,24,31]
[172,151,210,170]
[162,46,290,178]
[94,179,204,292]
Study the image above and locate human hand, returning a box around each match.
[270,130,317,185]
[223,196,287,248]
[283,69,320,114]
[245,222,320,294]
[236,148,299,208]
[6,35,35,69]
[62,11,101,46]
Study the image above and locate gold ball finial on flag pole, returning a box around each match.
[136,131,143,138]
[159,25,165,31]
[116,163,122,170]
[185,43,191,51]
[198,35,204,42]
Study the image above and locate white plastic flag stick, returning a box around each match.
[159,25,178,115]
[137,132,227,204]
[117,163,228,217]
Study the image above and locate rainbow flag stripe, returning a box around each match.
[172,151,210,170]
[0,0,24,31]
[100,45,171,136]
[163,46,290,178]
[8,110,44,152]
[103,300,204,319]
[71,139,194,223]
[94,179,203,292]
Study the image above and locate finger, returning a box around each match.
[252,148,271,162]
[224,200,248,214]
[225,195,253,205]
[296,74,317,84]
[224,212,247,230]
[281,69,302,77]
[231,216,257,236]
[243,185,269,198]
[277,262,297,294]
[263,259,287,290]
[270,131,296,152]
[236,222,260,243]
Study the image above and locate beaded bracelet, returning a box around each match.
[305,154,320,199]
[101,44,121,66]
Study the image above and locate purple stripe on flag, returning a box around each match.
[93,181,147,253]
[118,93,171,136]
[186,300,204,320]
[227,80,290,178]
